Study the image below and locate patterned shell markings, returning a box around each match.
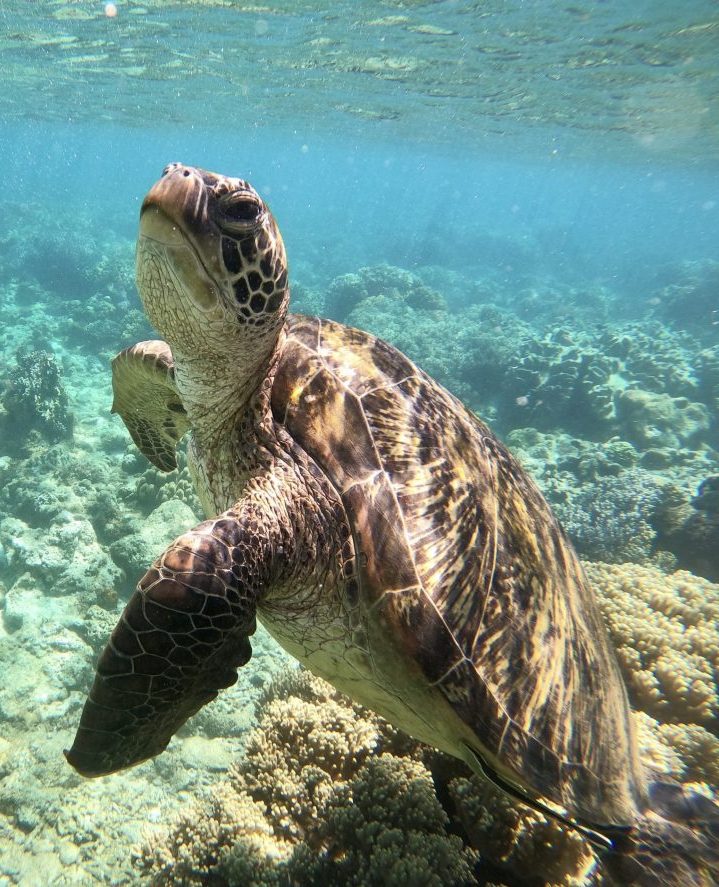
[272,315,642,828]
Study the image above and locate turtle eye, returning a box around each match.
[218,193,263,229]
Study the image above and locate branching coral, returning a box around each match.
[446,773,597,886]
[1,349,73,447]
[139,666,701,887]
[137,564,719,887]
[137,670,476,886]
[585,561,719,731]
[552,469,677,566]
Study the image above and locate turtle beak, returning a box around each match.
[140,164,206,246]
[137,165,223,314]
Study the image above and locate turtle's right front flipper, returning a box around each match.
[65,510,269,777]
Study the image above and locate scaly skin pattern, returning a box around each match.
[66,443,351,777]
[65,165,718,886]
[67,164,352,776]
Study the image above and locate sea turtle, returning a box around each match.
[66,164,717,885]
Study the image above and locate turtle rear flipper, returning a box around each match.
[65,508,270,777]
[604,779,719,886]
[111,340,189,472]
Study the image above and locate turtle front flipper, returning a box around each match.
[111,340,189,471]
[65,509,270,777]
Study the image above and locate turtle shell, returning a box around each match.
[271,314,646,829]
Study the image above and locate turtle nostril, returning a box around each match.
[182,169,191,177]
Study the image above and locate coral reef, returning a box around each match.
[326,264,446,321]
[346,297,530,415]
[0,514,122,610]
[0,349,74,449]
[551,468,676,566]
[584,561,719,732]
[504,431,719,579]
[109,499,199,582]
[502,328,620,439]
[653,260,719,341]
[501,320,711,447]
[446,773,596,886]
[654,476,719,581]
[1,192,718,886]
[127,448,202,516]
[616,389,710,451]
[137,650,717,887]
[137,670,479,886]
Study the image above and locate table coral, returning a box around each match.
[584,561,719,732]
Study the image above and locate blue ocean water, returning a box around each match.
[0,2,718,884]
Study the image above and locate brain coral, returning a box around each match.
[584,561,719,732]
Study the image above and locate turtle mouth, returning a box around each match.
[137,205,222,313]
[139,203,189,248]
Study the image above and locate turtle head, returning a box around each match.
[137,163,289,370]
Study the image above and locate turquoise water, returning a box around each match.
[0,2,718,885]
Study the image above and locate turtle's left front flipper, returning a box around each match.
[111,340,189,472]
[65,509,270,777]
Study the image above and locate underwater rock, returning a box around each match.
[616,389,711,450]
[0,349,74,449]
[0,514,122,605]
